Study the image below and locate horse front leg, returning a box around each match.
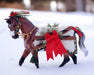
[19,49,30,66]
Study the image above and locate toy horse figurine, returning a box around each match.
[5,11,88,68]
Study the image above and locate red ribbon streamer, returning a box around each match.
[72,27,82,38]
[45,30,67,61]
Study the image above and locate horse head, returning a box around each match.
[5,11,30,39]
[5,16,20,39]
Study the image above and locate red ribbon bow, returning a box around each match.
[10,12,18,17]
[45,30,67,61]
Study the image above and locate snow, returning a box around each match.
[0,8,94,75]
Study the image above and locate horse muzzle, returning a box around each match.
[12,34,19,39]
[10,31,19,39]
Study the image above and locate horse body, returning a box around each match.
[5,11,88,68]
[35,26,76,53]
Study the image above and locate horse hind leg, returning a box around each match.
[19,49,30,66]
[34,51,39,68]
[31,44,45,68]
[59,53,70,67]
[69,54,77,64]
[31,50,39,68]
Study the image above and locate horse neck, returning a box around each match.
[19,17,37,34]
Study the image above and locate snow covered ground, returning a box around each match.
[0,8,94,75]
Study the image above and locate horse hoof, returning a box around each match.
[19,57,25,66]
[35,63,39,68]
[19,60,23,66]
[36,66,39,68]
[72,55,77,64]
[59,57,70,67]
[19,62,22,66]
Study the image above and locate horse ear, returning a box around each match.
[5,18,11,24]
[5,18,8,21]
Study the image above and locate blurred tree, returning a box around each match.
[31,0,66,11]
[0,0,23,3]
[0,0,24,9]
[66,0,72,12]
[31,0,50,11]
[66,0,86,12]
[75,0,86,11]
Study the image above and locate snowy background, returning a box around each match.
[0,8,94,75]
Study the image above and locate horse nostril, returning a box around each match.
[13,25,16,28]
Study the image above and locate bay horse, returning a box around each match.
[5,11,88,68]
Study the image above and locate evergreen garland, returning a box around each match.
[40,23,59,36]
[10,11,30,18]
[39,23,63,39]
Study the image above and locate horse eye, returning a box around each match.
[8,24,11,28]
